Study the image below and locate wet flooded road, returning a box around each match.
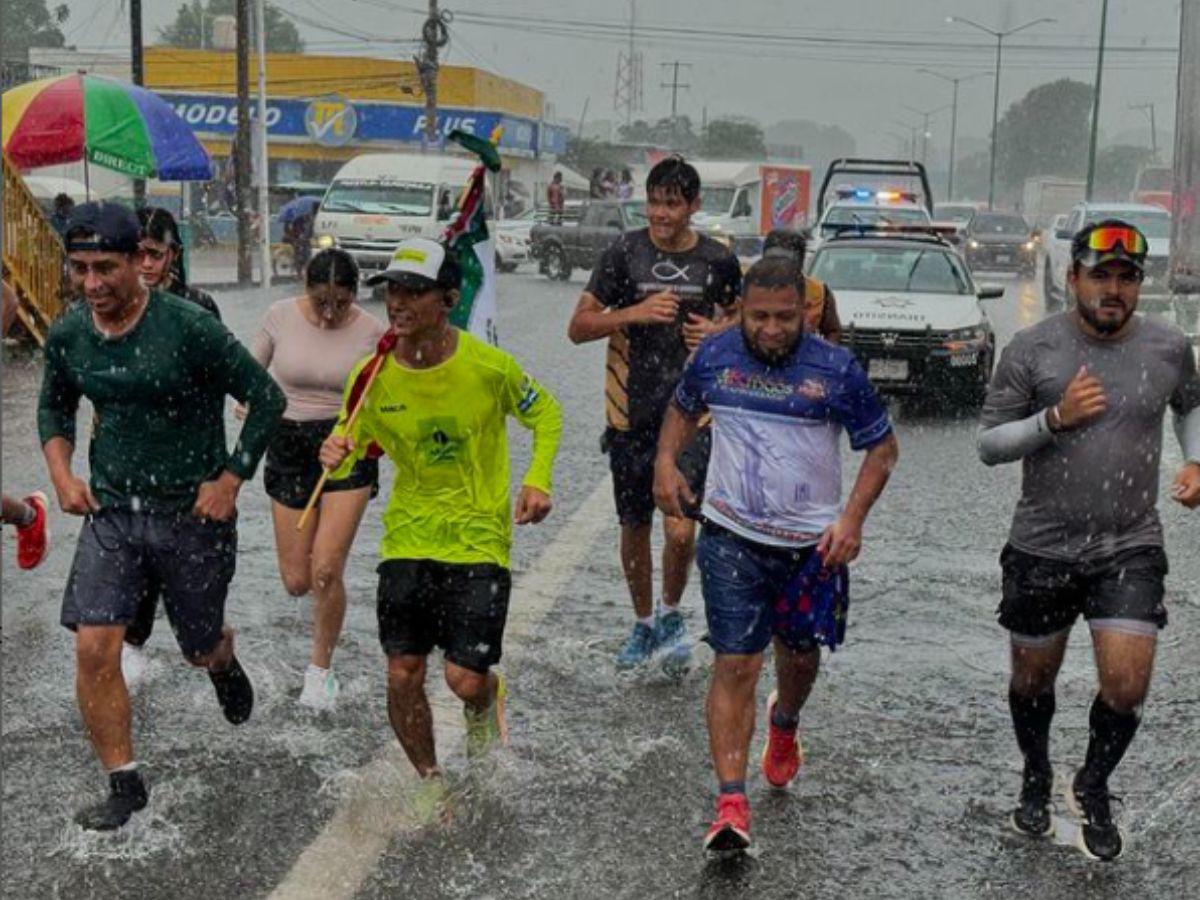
[4,268,1199,898]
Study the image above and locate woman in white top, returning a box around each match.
[251,248,388,710]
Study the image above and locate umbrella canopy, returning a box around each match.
[2,73,212,181]
[277,195,320,226]
[21,174,90,201]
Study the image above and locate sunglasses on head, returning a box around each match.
[1086,225,1147,256]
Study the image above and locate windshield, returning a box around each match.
[934,204,976,224]
[1085,211,1171,239]
[821,205,931,235]
[810,245,974,295]
[970,214,1029,235]
[322,180,435,215]
[1136,168,1172,192]
[700,187,737,216]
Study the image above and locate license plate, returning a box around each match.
[995,254,1012,263]
[949,353,978,368]
[868,358,909,381]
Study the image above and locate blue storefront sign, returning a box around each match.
[161,92,566,159]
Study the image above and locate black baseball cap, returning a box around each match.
[64,202,141,254]
[1071,219,1148,273]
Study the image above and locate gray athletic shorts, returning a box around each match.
[61,509,237,659]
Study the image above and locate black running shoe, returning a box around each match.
[75,769,148,831]
[1068,770,1124,861]
[208,655,254,725]
[1010,766,1053,837]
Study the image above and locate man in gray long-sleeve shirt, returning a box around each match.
[977,219,1200,862]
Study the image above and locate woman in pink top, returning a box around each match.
[251,249,388,711]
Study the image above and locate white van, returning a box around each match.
[312,152,480,276]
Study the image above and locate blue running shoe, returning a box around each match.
[615,622,657,670]
[655,609,692,675]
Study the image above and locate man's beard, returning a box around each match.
[741,325,802,365]
[1076,294,1134,335]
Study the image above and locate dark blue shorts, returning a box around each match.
[61,509,237,659]
[696,523,849,655]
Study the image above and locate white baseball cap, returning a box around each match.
[365,237,461,290]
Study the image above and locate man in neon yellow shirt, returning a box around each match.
[320,238,562,800]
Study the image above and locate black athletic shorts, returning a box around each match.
[998,543,1168,637]
[61,509,237,659]
[602,425,711,526]
[264,417,379,510]
[376,559,512,673]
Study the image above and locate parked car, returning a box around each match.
[529,200,647,280]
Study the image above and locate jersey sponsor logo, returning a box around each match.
[379,403,408,413]
[517,376,541,413]
[418,417,464,465]
[797,378,828,401]
[717,367,831,404]
[651,260,692,282]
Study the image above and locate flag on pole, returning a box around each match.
[442,127,504,346]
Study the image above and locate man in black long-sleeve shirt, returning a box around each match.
[38,203,286,831]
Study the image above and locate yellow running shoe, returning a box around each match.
[408,771,451,826]
[464,671,508,760]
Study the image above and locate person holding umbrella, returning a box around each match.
[278,195,320,277]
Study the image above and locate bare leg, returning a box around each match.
[308,488,371,669]
[1010,632,1070,698]
[772,639,821,721]
[661,515,696,609]
[619,523,654,619]
[444,662,493,712]
[1091,630,1156,713]
[75,625,133,769]
[707,652,765,785]
[271,501,319,598]
[387,654,438,776]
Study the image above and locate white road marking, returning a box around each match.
[268,476,614,900]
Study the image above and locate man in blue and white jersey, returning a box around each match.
[654,255,899,854]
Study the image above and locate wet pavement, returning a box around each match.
[3,266,1199,898]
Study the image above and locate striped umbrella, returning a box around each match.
[2,73,212,181]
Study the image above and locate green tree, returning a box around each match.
[1,0,69,61]
[994,79,1093,199]
[1094,144,1156,201]
[618,116,698,153]
[562,136,625,175]
[700,117,766,159]
[158,1,304,53]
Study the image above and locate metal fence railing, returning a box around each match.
[3,153,65,345]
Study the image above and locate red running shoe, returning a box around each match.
[704,792,751,853]
[16,491,49,570]
[760,690,804,788]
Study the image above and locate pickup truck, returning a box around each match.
[529,200,647,280]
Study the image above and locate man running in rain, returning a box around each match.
[39,202,286,830]
[978,220,1200,861]
[319,238,562,815]
[655,255,898,853]
[568,157,742,672]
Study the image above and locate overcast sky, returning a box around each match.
[56,0,1183,155]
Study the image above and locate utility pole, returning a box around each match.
[417,1,448,150]
[235,0,252,285]
[917,70,989,200]
[130,0,145,207]
[1085,0,1110,201]
[1130,102,1158,158]
[660,61,690,122]
[255,0,271,290]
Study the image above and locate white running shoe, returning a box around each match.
[298,665,340,711]
[121,642,150,692]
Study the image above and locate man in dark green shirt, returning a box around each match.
[38,202,286,831]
